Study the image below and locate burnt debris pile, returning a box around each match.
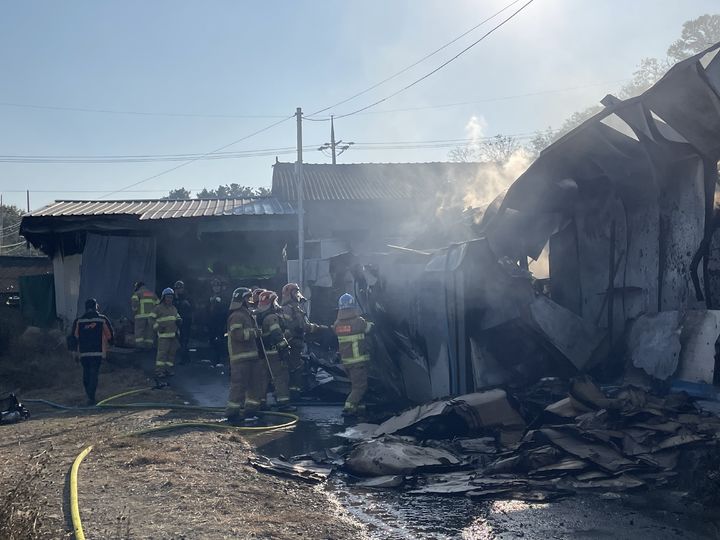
[253,378,720,506]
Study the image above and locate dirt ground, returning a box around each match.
[1,363,364,540]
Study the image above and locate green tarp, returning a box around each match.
[19,274,56,327]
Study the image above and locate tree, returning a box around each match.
[449,135,522,163]
[164,184,271,199]
[164,188,191,200]
[0,204,35,256]
[196,184,270,198]
[525,128,557,158]
[667,14,720,62]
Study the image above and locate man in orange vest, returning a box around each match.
[70,298,114,405]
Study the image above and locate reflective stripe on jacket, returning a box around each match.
[281,301,320,340]
[153,303,181,338]
[333,310,373,365]
[260,311,288,352]
[227,307,260,362]
[131,287,158,318]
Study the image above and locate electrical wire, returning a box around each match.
[98,115,294,198]
[331,0,536,120]
[305,0,525,118]
[343,79,630,116]
[0,130,559,164]
[0,101,288,119]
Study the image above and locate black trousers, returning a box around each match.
[80,357,102,401]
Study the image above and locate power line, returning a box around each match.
[0,101,288,119]
[332,0,536,120]
[306,0,524,118]
[99,115,294,198]
[0,130,557,163]
[344,79,630,116]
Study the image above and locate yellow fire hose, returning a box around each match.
[70,445,93,540]
[67,387,300,540]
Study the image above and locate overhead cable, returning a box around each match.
[306,0,525,118]
[98,115,294,198]
[331,0,536,120]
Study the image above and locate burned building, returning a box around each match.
[364,42,720,403]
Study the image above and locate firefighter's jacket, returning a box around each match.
[131,286,158,319]
[259,310,289,352]
[152,303,181,338]
[72,310,114,359]
[227,307,260,362]
[281,301,320,340]
[333,309,374,365]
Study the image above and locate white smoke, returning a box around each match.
[462,150,532,212]
[465,115,488,142]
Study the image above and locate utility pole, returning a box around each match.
[319,115,353,164]
[330,115,337,164]
[295,107,304,291]
[26,190,30,213]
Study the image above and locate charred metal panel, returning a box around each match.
[657,157,706,311]
[549,221,582,315]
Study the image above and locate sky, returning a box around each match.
[0,0,718,210]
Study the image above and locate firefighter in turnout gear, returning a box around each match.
[281,282,326,397]
[70,298,114,405]
[250,288,269,405]
[333,293,374,417]
[226,287,264,422]
[256,290,294,410]
[152,288,182,383]
[131,281,157,348]
[173,280,194,364]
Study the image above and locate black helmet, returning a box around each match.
[229,287,252,309]
[174,280,185,289]
[85,298,98,311]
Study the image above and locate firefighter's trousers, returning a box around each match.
[343,361,368,412]
[288,339,306,396]
[267,348,290,405]
[226,358,265,418]
[134,316,155,349]
[155,336,178,376]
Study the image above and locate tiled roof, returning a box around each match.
[28,197,295,221]
[272,162,490,201]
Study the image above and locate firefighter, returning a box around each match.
[333,293,374,417]
[207,277,228,365]
[130,281,157,349]
[173,280,194,364]
[250,288,269,405]
[280,282,326,397]
[256,290,294,411]
[70,298,114,405]
[152,287,182,384]
[226,287,264,423]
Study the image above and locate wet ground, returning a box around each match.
[163,354,716,539]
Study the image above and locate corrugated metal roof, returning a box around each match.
[271,162,491,201]
[29,197,295,220]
